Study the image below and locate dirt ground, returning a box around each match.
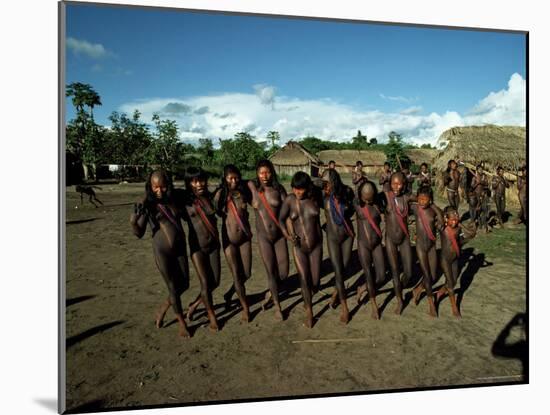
[64,180,527,412]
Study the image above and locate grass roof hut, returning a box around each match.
[433,125,526,206]
[406,148,438,167]
[269,141,322,178]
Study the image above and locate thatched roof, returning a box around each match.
[318,148,437,166]
[433,125,526,171]
[317,150,387,166]
[406,148,438,165]
[270,141,321,166]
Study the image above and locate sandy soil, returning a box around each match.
[64,181,527,412]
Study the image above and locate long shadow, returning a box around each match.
[66,295,96,307]
[457,248,493,308]
[66,218,101,225]
[491,313,528,381]
[66,321,125,348]
[104,202,135,208]
[65,399,105,414]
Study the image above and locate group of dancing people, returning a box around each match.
[130,158,526,338]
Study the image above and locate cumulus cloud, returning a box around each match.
[119,73,525,147]
[254,84,276,109]
[66,37,112,59]
[162,102,191,115]
[379,93,418,104]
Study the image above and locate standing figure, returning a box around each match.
[411,186,444,317]
[354,180,386,319]
[515,165,527,224]
[383,172,416,315]
[401,165,415,195]
[213,165,253,323]
[352,160,368,194]
[444,160,461,210]
[183,167,221,332]
[130,170,191,338]
[279,172,323,328]
[469,164,490,232]
[491,166,510,227]
[248,160,289,321]
[76,184,104,207]
[436,206,476,318]
[321,169,355,324]
[416,163,432,188]
[379,162,392,193]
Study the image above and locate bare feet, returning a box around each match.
[393,298,404,315]
[241,309,250,323]
[155,300,170,328]
[178,325,191,338]
[207,311,219,332]
[304,307,314,328]
[370,299,380,320]
[274,309,284,322]
[412,284,424,306]
[427,296,437,318]
[339,307,350,324]
[329,290,339,309]
[436,287,447,303]
[261,291,273,311]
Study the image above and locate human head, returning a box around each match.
[328,160,336,170]
[356,160,363,170]
[146,169,173,203]
[185,166,208,196]
[476,164,483,174]
[496,166,504,176]
[420,163,428,173]
[358,180,377,205]
[321,168,344,197]
[417,185,433,209]
[255,159,278,188]
[291,171,312,200]
[384,162,391,172]
[223,164,241,191]
[448,159,457,171]
[390,172,406,195]
[444,206,460,228]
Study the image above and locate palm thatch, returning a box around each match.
[270,141,321,166]
[317,150,387,166]
[406,148,438,165]
[434,125,526,172]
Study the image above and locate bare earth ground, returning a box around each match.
[64,181,527,412]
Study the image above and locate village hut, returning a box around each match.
[317,149,387,177]
[269,141,322,177]
[433,125,526,206]
[406,148,438,169]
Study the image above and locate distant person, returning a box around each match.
[354,180,385,319]
[515,165,527,224]
[248,159,289,321]
[379,162,392,193]
[352,160,368,193]
[469,164,490,232]
[278,172,323,328]
[183,167,222,332]
[411,186,444,317]
[76,184,103,207]
[213,165,253,323]
[416,163,432,188]
[328,160,336,170]
[130,170,191,338]
[444,160,461,210]
[436,206,476,318]
[321,168,355,324]
[401,165,414,195]
[491,166,510,227]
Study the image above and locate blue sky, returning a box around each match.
[65,2,526,146]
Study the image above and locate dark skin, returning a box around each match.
[411,194,444,317]
[383,173,416,315]
[213,173,252,323]
[76,185,104,207]
[444,162,461,210]
[436,211,476,318]
[279,186,323,328]
[491,168,510,226]
[354,184,385,319]
[321,171,354,324]
[379,164,392,193]
[469,167,490,231]
[130,172,190,338]
[248,168,289,321]
[517,168,527,223]
[401,168,414,196]
[183,177,221,332]
[352,164,367,193]
[417,165,432,188]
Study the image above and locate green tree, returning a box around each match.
[369,137,378,145]
[351,130,368,149]
[298,136,333,154]
[420,143,434,149]
[197,138,215,166]
[266,131,280,148]
[218,132,267,171]
[149,114,184,172]
[384,131,409,170]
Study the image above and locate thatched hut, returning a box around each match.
[406,148,438,167]
[433,125,526,172]
[269,141,322,177]
[433,125,526,206]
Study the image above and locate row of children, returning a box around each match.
[130,160,473,338]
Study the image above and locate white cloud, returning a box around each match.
[118,73,525,147]
[66,37,113,59]
[379,93,418,104]
[254,84,276,109]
